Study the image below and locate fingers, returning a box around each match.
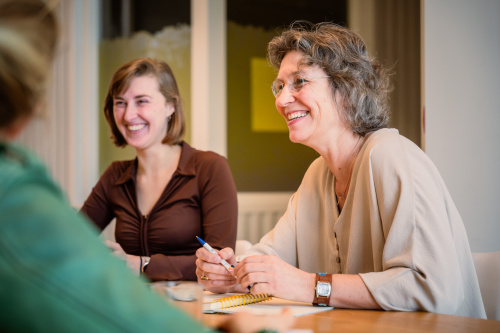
[195,247,240,294]
[239,272,277,294]
[234,256,276,281]
[195,247,219,263]
[248,281,274,295]
[200,269,209,281]
[195,246,237,280]
[196,257,234,278]
[195,246,235,265]
[234,256,287,295]
[276,308,295,330]
[218,247,236,263]
[197,265,238,294]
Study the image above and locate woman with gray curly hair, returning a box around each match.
[196,22,485,319]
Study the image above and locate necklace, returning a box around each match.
[335,136,364,202]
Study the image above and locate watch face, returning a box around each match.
[316,282,331,297]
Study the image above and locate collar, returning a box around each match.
[114,141,197,186]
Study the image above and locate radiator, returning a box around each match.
[236,192,292,244]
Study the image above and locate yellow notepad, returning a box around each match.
[203,292,334,316]
[203,293,272,311]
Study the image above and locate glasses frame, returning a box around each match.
[271,74,330,97]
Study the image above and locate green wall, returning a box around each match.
[227,22,319,192]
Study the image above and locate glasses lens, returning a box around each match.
[291,74,307,93]
[271,80,284,97]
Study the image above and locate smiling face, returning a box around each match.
[113,75,175,151]
[274,51,345,150]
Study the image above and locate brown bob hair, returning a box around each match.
[103,58,185,147]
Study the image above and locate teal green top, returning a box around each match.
[0,142,212,332]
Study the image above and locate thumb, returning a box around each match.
[219,247,235,260]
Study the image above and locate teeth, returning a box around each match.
[128,124,146,131]
[287,112,308,121]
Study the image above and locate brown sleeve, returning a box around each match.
[80,163,116,231]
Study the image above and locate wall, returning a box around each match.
[349,0,421,147]
[226,22,319,192]
[423,0,500,252]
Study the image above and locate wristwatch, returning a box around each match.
[313,273,332,306]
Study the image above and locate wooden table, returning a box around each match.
[203,309,500,332]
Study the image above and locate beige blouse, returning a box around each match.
[247,129,486,319]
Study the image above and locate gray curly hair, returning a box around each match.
[268,22,392,135]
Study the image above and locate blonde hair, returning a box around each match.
[104,58,185,147]
[0,0,58,130]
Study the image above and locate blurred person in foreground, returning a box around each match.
[196,22,486,319]
[0,0,292,331]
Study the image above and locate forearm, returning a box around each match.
[146,254,198,281]
[283,272,378,309]
[330,274,381,309]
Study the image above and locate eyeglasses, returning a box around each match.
[271,74,330,97]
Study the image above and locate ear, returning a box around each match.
[166,102,175,118]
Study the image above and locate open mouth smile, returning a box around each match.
[127,124,146,131]
[287,111,309,121]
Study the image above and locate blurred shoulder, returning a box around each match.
[0,143,60,197]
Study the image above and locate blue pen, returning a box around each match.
[196,236,234,273]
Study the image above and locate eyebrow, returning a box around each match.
[275,69,304,81]
[114,94,152,100]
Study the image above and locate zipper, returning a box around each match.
[141,214,149,256]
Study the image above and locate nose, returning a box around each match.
[275,85,295,108]
[122,104,138,122]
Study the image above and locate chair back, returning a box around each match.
[472,251,500,320]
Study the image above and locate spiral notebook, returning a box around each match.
[203,292,334,317]
[204,293,272,311]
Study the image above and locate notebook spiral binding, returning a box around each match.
[213,293,272,309]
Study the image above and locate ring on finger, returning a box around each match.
[201,271,209,280]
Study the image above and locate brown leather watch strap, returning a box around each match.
[313,273,332,306]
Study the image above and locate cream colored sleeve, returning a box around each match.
[359,136,467,315]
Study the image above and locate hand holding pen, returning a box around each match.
[196,236,235,278]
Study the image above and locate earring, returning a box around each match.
[168,115,172,121]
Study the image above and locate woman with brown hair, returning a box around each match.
[81,58,238,281]
[0,1,293,331]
